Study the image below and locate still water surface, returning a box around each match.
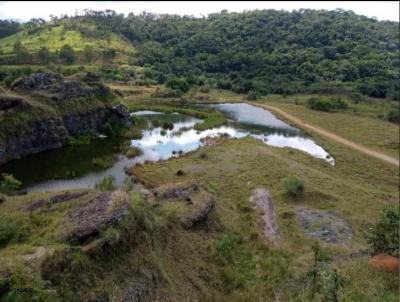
[0,103,333,192]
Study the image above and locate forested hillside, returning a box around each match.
[0,9,399,99]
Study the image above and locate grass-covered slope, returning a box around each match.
[0,17,135,66]
[0,24,134,55]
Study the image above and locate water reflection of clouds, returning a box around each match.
[132,115,334,165]
[213,103,298,131]
[28,105,335,192]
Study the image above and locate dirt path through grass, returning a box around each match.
[252,103,400,167]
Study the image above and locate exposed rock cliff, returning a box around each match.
[0,72,131,164]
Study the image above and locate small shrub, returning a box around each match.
[0,214,17,246]
[366,204,399,257]
[126,147,142,159]
[162,122,174,130]
[152,120,160,128]
[307,97,347,112]
[387,109,399,124]
[175,169,185,176]
[0,173,22,195]
[7,264,58,301]
[3,75,15,88]
[199,86,210,93]
[95,175,115,192]
[330,97,348,110]
[217,234,240,264]
[247,90,260,100]
[91,155,118,168]
[102,121,127,137]
[0,193,6,203]
[165,77,189,93]
[199,152,208,159]
[125,127,143,140]
[319,269,344,302]
[68,133,95,146]
[283,176,304,197]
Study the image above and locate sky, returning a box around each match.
[0,1,398,22]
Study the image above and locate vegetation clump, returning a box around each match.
[386,108,399,124]
[366,204,399,257]
[67,133,96,146]
[162,121,174,130]
[125,146,142,159]
[91,155,118,168]
[194,112,227,131]
[307,97,348,112]
[247,90,260,100]
[94,175,116,191]
[308,243,344,302]
[0,214,17,246]
[165,77,189,93]
[216,234,240,264]
[282,176,304,197]
[0,173,22,195]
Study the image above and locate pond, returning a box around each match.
[0,103,333,192]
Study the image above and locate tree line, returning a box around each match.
[1,9,399,100]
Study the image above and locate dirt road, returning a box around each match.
[252,103,399,167]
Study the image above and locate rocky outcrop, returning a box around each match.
[0,117,69,163]
[24,190,90,212]
[250,188,280,243]
[161,183,199,199]
[10,72,108,101]
[63,106,131,135]
[11,72,62,92]
[0,72,132,164]
[0,94,25,110]
[61,191,130,244]
[154,182,215,229]
[180,196,214,229]
[123,279,153,302]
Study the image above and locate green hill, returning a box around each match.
[0,18,135,65]
[0,25,134,55]
[0,9,398,99]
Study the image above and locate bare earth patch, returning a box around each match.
[296,207,353,244]
[249,188,280,243]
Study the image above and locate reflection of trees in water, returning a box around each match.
[0,137,125,187]
[232,122,304,138]
[144,113,196,129]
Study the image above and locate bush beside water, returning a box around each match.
[94,175,116,191]
[0,174,22,195]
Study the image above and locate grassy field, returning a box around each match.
[256,95,399,159]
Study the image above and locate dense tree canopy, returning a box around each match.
[0,20,20,39]
[0,9,398,99]
[119,9,399,99]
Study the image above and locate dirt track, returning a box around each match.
[252,103,400,167]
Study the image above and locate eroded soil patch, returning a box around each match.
[296,207,352,244]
